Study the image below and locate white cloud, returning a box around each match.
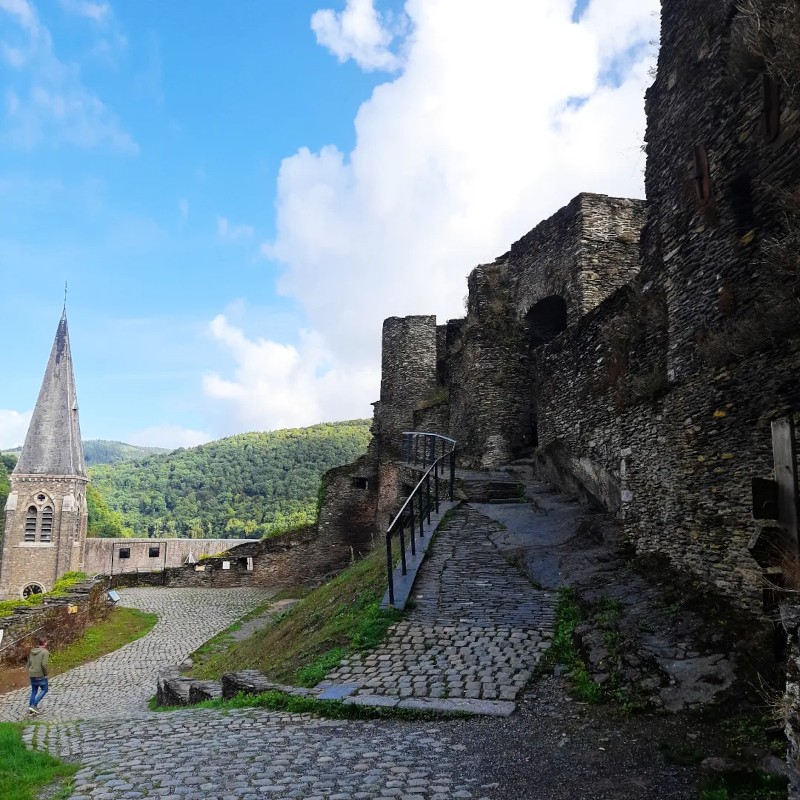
[206,0,660,429]
[58,0,110,24]
[311,0,405,71]
[0,0,136,151]
[203,315,377,431]
[126,424,212,450]
[217,216,254,242]
[0,408,32,449]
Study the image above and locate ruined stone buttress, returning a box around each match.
[0,310,89,600]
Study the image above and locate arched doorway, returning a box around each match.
[524,296,568,348]
[524,296,568,448]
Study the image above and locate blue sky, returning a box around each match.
[0,0,660,448]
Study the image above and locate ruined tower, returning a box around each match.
[0,310,89,599]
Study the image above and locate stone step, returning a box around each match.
[156,668,193,707]
[188,680,223,704]
[221,670,316,700]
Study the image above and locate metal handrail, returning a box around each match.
[386,433,457,605]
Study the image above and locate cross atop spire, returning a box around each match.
[14,310,86,477]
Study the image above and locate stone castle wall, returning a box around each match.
[113,518,372,592]
[83,538,251,576]
[319,0,800,615]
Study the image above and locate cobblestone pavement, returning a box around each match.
[325,505,557,701]
[0,587,272,722]
[31,708,494,800]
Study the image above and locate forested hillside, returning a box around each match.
[0,454,13,510]
[83,440,169,466]
[3,440,168,466]
[89,421,371,539]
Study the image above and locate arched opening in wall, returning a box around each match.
[523,296,567,453]
[24,506,38,542]
[40,506,53,543]
[22,583,44,599]
[524,296,568,349]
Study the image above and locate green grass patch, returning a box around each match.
[185,600,278,677]
[0,572,88,619]
[539,587,603,704]
[0,722,77,800]
[189,547,402,685]
[698,772,787,800]
[49,607,157,674]
[151,689,464,721]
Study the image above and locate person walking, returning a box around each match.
[27,636,49,715]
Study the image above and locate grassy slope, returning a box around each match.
[50,607,158,674]
[0,608,157,694]
[0,723,76,800]
[191,546,400,686]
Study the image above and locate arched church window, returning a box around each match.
[24,506,38,542]
[40,506,53,543]
[22,583,44,599]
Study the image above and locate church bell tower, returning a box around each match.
[0,310,88,599]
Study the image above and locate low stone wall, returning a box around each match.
[84,538,251,576]
[0,579,108,668]
[114,522,374,592]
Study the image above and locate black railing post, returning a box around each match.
[386,533,395,606]
[426,473,432,524]
[399,522,407,575]
[387,434,456,609]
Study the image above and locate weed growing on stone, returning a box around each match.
[698,772,786,800]
[0,722,78,800]
[539,587,603,704]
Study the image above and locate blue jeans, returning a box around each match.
[29,677,48,708]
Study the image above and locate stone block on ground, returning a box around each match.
[156,667,193,707]
[188,680,223,704]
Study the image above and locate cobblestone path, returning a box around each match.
[325,505,557,701]
[0,587,272,722]
[31,708,493,800]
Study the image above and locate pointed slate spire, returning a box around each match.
[15,310,86,477]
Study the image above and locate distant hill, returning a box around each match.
[2,440,168,466]
[83,440,169,466]
[88,421,372,539]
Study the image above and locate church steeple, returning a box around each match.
[14,309,86,477]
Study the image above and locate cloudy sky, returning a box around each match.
[0,0,660,449]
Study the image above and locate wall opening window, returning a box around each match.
[149,546,161,558]
[40,506,53,543]
[24,507,38,542]
[22,583,44,599]
[352,477,370,490]
[119,547,131,559]
[524,296,568,349]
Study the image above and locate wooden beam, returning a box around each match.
[772,417,800,554]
